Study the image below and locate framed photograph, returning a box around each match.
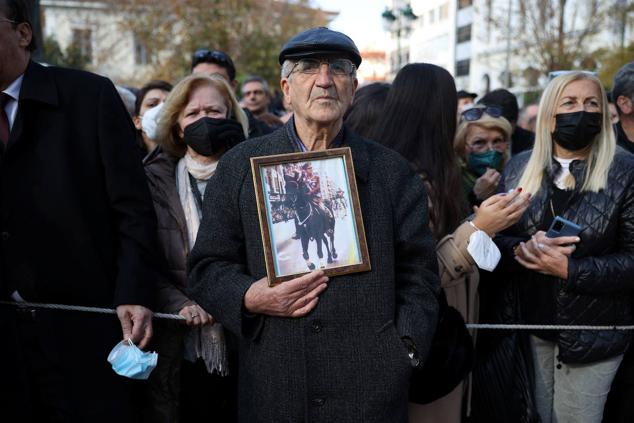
[251,147,371,285]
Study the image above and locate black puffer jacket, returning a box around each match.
[495,148,634,363]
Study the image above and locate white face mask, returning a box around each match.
[107,339,158,380]
[140,102,164,141]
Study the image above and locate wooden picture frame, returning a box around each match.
[251,147,371,286]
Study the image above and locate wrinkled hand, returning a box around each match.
[178,303,214,326]
[244,270,329,317]
[472,188,531,237]
[514,231,580,278]
[116,305,153,349]
[473,168,501,201]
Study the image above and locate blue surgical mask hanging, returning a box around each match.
[107,339,158,380]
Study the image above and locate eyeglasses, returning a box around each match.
[461,105,503,122]
[467,137,508,154]
[242,89,265,97]
[0,18,17,25]
[287,58,355,78]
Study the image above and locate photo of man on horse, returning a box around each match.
[283,162,337,270]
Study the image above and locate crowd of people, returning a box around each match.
[2,0,634,422]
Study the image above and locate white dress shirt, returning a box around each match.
[3,73,23,130]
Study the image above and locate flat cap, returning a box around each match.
[279,27,362,67]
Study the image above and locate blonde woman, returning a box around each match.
[454,107,512,205]
[143,74,248,421]
[494,72,634,423]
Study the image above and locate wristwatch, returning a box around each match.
[401,337,421,368]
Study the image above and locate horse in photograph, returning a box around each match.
[284,174,337,270]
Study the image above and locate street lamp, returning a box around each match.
[382,3,418,74]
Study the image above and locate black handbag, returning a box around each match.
[409,291,474,404]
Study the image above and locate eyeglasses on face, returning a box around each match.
[467,137,508,154]
[461,105,503,122]
[287,58,355,78]
[242,89,265,97]
[0,18,17,25]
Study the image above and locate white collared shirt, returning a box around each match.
[3,73,23,130]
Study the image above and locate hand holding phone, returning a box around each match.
[546,216,582,238]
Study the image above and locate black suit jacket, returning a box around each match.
[0,61,158,308]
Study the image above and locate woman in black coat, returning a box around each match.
[492,71,634,423]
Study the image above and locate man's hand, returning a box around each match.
[116,304,153,349]
[473,168,501,200]
[244,270,329,317]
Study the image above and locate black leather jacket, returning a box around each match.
[495,148,634,363]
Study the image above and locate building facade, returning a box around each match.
[384,0,634,103]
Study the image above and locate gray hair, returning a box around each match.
[242,75,269,92]
[613,61,634,114]
[280,59,357,80]
[281,60,296,79]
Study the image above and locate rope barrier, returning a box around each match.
[3,301,634,330]
[0,300,185,320]
[466,323,634,331]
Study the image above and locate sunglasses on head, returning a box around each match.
[461,105,503,122]
[192,49,232,67]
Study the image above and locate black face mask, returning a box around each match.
[551,111,602,151]
[183,117,246,156]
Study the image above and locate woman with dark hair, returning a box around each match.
[344,82,390,139]
[370,63,530,422]
[133,80,173,160]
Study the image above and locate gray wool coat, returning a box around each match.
[188,125,440,423]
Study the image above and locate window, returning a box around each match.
[458,0,473,9]
[457,24,472,43]
[456,59,470,77]
[134,35,151,65]
[72,28,92,63]
[439,3,449,20]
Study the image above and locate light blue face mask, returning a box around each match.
[107,339,158,380]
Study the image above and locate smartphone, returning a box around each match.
[546,216,582,238]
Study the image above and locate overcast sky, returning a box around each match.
[313,0,388,51]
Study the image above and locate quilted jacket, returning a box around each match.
[494,148,634,363]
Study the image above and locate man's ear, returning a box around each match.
[616,95,633,115]
[351,77,359,100]
[281,78,291,105]
[16,22,33,49]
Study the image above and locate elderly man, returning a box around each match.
[188,27,439,422]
